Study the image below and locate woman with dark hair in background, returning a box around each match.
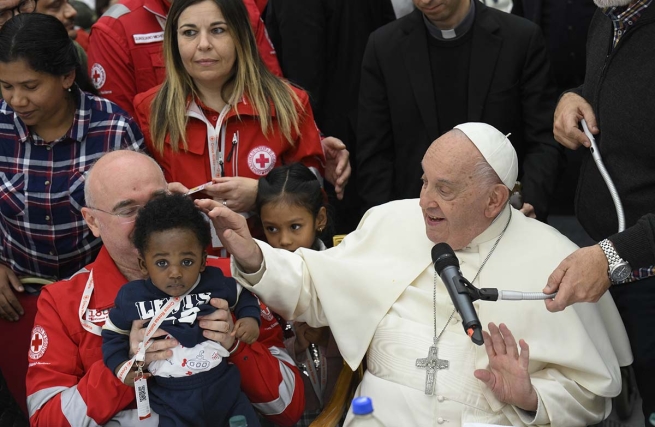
[0,15,145,407]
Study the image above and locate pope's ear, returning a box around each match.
[486,184,509,218]
[82,207,101,237]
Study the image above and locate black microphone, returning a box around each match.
[432,243,484,346]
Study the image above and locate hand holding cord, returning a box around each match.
[432,244,558,345]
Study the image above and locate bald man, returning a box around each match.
[26,151,305,427]
[201,122,630,426]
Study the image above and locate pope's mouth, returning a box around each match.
[426,214,445,224]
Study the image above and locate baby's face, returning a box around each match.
[139,228,206,297]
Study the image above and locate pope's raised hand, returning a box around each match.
[473,322,538,412]
[195,199,263,273]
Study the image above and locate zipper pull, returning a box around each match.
[218,151,224,177]
[226,133,238,162]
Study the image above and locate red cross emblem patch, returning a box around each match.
[247,146,276,176]
[29,325,49,360]
[90,63,106,90]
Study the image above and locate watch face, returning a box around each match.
[611,263,632,282]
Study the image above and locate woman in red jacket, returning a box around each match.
[133,0,325,253]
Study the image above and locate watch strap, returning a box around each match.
[599,239,626,268]
[599,239,632,284]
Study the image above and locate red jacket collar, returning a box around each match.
[87,246,131,310]
[142,0,169,19]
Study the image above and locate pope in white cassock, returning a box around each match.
[197,123,632,427]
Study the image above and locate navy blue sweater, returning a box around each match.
[102,266,260,375]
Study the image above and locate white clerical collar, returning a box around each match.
[462,204,511,251]
[423,0,475,41]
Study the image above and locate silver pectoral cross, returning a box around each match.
[415,338,449,395]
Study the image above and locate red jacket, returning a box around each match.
[26,247,304,426]
[75,28,90,52]
[133,84,324,189]
[87,0,281,117]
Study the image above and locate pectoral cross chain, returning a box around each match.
[415,338,449,395]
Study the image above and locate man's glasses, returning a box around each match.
[0,0,37,27]
[87,205,143,224]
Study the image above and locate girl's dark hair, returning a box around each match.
[256,163,333,244]
[257,163,323,217]
[133,193,211,256]
[0,14,97,95]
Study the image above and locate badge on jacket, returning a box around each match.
[248,146,276,176]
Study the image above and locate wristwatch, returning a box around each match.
[599,239,632,284]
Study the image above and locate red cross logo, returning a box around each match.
[90,64,106,90]
[255,153,270,168]
[31,334,43,352]
[248,146,277,176]
[29,325,48,359]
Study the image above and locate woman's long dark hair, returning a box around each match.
[0,13,97,95]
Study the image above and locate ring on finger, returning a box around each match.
[222,200,228,207]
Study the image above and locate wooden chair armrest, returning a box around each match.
[309,362,364,427]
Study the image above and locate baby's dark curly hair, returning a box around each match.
[132,193,211,256]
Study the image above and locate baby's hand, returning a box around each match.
[115,361,149,387]
[232,317,260,344]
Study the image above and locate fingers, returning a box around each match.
[195,198,223,212]
[481,330,495,358]
[321,136,346,153]
[334,162,352,200]
[0,267,24,321]
[563,114,592,149]
[518,339,530,371]
[543,260,565,295]
[129,319,148,357]
[0,293,22,321]
[553,93,594,149]
[519,203,536,219]
[498,323,519,359]
[578,101,598,134]
[488,322,507,355]
[544,260,572,312]
[144,337,177,365]
[167,181,189,194]
[473,368,494,387]
[208,297,229,312]
[335,149,350,176]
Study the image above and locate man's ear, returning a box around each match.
[315,206,328,232]
[82,207,101,237]
[138,256,148,276]
[485,184,510,218]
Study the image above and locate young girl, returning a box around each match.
[256,163,343,426]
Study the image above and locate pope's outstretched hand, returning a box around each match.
[474,322,538,412]
[195,199,263,273]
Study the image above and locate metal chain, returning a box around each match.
[432,208,513,341]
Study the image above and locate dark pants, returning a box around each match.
[151,361,260,427]
[610,276,655,426]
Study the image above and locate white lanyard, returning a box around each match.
[78,271,102,337]
[116,295,184,382]
[303,344,327,407]
[187,100,231,178]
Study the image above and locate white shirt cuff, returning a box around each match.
[514,391,548,425]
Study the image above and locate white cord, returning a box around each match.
[499,291,557,300]
[581,119,625,232]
